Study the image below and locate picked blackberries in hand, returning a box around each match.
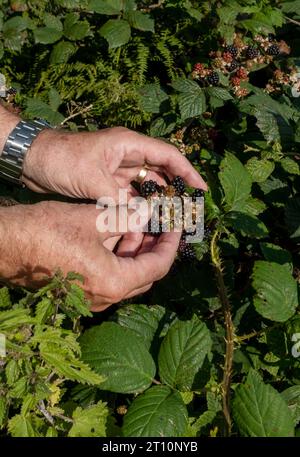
[207,71,219,86]
[171,176,185,195]
[267,44,280,56]
[246,46,259,59]
[140,180,157,198]
[224,45,238,58]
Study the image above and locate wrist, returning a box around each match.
[0,105,19,155]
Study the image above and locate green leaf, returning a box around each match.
[246,157,275,183]
[80,322,156,393]
[244,197,266,216]
[50,40,76,64]
[219,152,252,211]
[25,98,64,126]
[260,242,292,267]
[0,308,33,331]
[233,369,294,437]
[87,0,122,15]
[252,261,298,322]
[172,78,206,120]
[65,283,92,317]
[34,27,63,44]
[111,304,166,350]
[226,212,268,238]
[69,401,108,437]
[8,415,38,437]
[0,287,11,309]
[281,157,299,175]
[99,19,131,48]
[0,396,7,428]
[158,315,212,391]
[48,88,62,112]
[139,83,168,114]
[285,198,300,240]
[206,87,233,101]
[281,386,300,426]
[43,13,63,31]
[123,386,188,437]
[63,13,90,41]
[126,11,154,32]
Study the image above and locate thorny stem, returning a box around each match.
[284,16,300,27]
[210,229,234,437]
[60,104,93,126]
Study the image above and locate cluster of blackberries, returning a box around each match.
[140,180,158,198]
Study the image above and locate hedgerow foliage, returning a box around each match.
[0,0,300,437]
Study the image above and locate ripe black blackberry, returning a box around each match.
[192,188,204,201]
[246,46,259,59]
[207,71,219,86]
[7,87,17,96]
[204,227,212,238]
[228,60,238,71]
[267,44,280,56]
[268,33,275,42]
[224,45,238,58]
[171,176,185,195]
[140,180,157,198]
[180,243,196,261]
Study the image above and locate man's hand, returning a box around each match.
[0,201,181,311]
[22,127,207,200]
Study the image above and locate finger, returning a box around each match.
[115,168,167,188]
[116,232,144,257]
[123,134,207,190]
[124,283,153,299]
[118,230,181,292]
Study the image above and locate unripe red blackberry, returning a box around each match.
[267,44,280,56]
[224,45,238,58]
[222,51,233,63]
[193,63,204,73]
[231,76,241,86]
[246,46,259,59]
[207,71,219,86]
[236,67,248,80]
[171,176,185,195]
[140,180,158,198]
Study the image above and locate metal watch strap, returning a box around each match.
[0,119,50,185]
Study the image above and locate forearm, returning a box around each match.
[0,103,19,154]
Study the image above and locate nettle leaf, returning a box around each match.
[158,315,212,391]
[123,386,188,437]
[246,157,275,183]
[252,261,298,322]
[80,322,156,393]
[50,40,76,64]
[68,401,108,437]
[87,0,122,15]
[34,27,63,44]
[0,397,7,428]
[8,415,38,437]
[233,369,294,437]
[126,11,154,32]
[111,304,166,350]
[219,152,252,212]
[285,197,300,240]
[0,287,11,309]
[226,212,268,238]
[63,13,90,41]
[172,78,206,120]
[281,386,300,426]
[99,19,131,49]
[0,308,33,331]
[139,83,168,114]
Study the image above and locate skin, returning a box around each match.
[0,104,207,311]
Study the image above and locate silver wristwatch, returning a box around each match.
[0,119,50,185]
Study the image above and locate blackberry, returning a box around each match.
[224,45,238,58]
[268,33,276,42]
[267,44,280,56]
[207,71,219,86]
[171,176,185,195]
[204,227,212,238]
[228,60,238,71]
[192,188,204,201]
[140,180,157,198]
[246,46,259,59]
[7,87,17,96]
[180,243,196,261]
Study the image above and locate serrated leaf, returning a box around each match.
[50,40,76,64]
[139,83,168,114]
[69,401,108,437]
[8,415,38,437]
[158,315,212,391]
[246,157,275,183]
[99,19,131,49]
[44,13,63,31]
[25,98,64,126]
[252,261,298,322]
[226,211,268,238]
[0,397,7,428]
[233,369,294,436]
[281,386,300,426]
[34,27,63,44]
[0,308,33,331]
[244,197,266,216]
[87,0,122,14]
[219,152,252,211]
[285,197,300,240]
[172,79,206,120]
[281,157,299,175]
[0,287,11,309]
[260,242,292,267]
[206,87,233,101]
[126,11,154,32]
[111,304,166,350]
[80,322,156,393]
[63,13,90,41]
[5,359,20,386]
[123,386,188,437]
